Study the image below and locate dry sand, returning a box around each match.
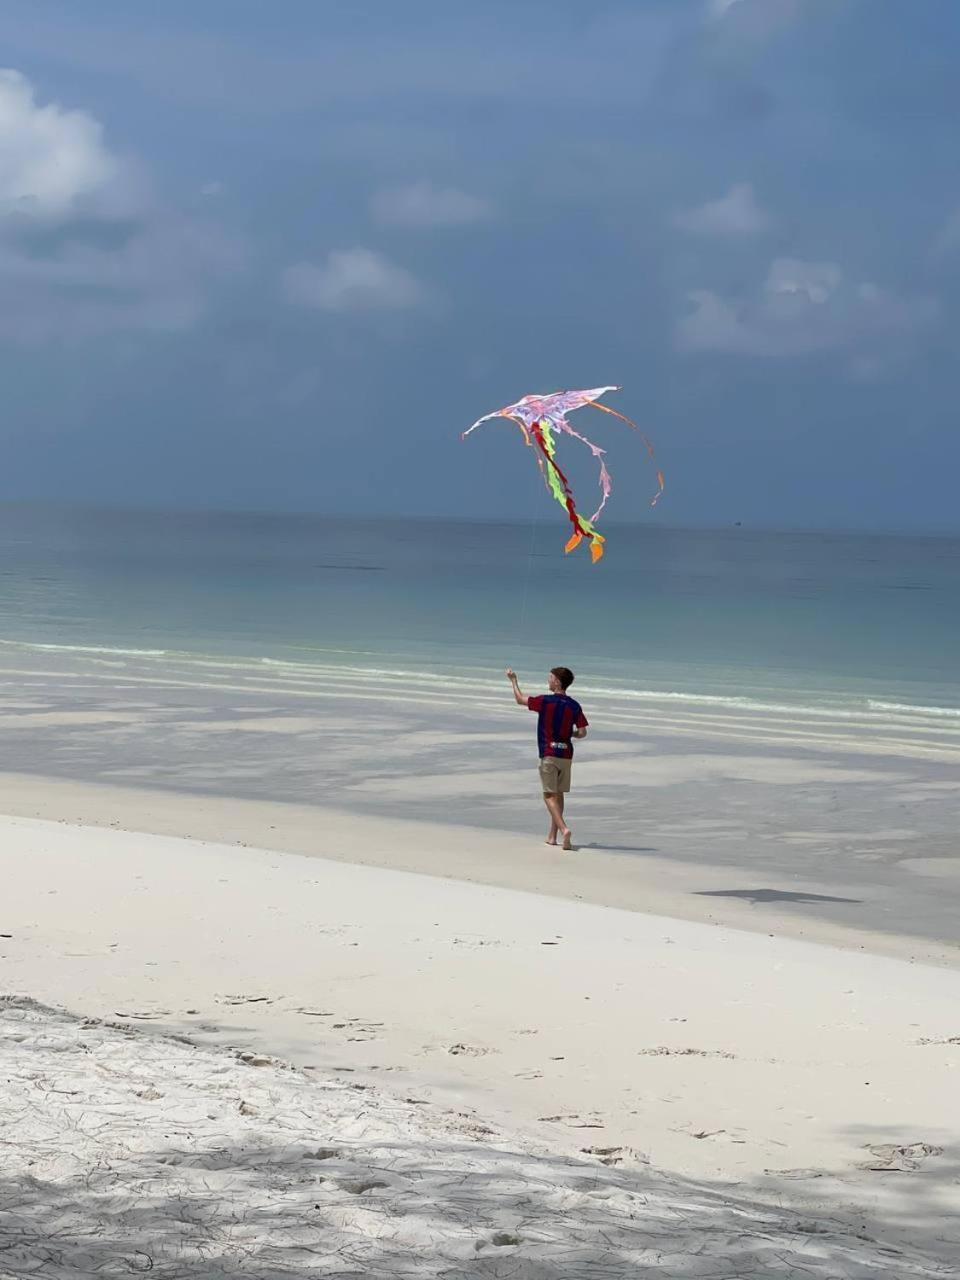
[1,995,952,1279]
[3,811,959,1274]
[0,770,955,970]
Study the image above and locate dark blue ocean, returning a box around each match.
[0,503,958,719]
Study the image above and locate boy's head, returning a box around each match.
[549,666,575,692]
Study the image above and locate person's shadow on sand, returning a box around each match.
[581,843,659,855]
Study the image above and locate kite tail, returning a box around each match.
[532,420,605,563]
[553,419,612,523]
[589,401,665,507]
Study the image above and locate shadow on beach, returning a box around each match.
[0,998,955,1279]
[2,1134,956,1278]
[696,887,864,906]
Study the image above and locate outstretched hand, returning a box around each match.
[506,668,526,705]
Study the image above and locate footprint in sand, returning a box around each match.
[581,1145,623,1163]
[338,1019,385,1040]
[236,1051,274,1068]
[639,1046,735,1060]
[447,1043,496,1057]
[580,1145,648,1166]
[476,1232,522,1251]
[538,1113,604,1129]
[861,1142,943,1172]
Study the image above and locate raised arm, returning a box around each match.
[506,668,527,706]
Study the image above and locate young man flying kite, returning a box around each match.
[506,666,588,851]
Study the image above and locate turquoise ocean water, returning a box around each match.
[0,503,958,720]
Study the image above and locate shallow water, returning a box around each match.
[0,504,958,721]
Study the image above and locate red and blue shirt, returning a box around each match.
[527,694,588,759]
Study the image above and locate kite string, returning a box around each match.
[516,465,543,643]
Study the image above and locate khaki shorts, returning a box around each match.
[539,755,572,795]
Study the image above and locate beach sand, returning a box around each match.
[0,645,959,963]
[1,994,952,1279]
[3,810,959,1274]
[1,645,959,1271]
[4,995,952,1279]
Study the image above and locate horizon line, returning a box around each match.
[1,497,959,541]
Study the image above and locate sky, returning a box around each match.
[1,0,959,531]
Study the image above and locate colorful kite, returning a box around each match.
[461,386,663,563]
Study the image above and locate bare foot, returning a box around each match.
[545,837,557,846]
[561,829,573,851]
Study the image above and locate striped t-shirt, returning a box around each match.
[527,693,589,759]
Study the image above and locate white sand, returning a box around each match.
[3,812,959,1272]
[1,995,951,1279]
[5,997,953,1279]
[1,771,955,968]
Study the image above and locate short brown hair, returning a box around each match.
[551,666,575,690]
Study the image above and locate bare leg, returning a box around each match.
[557,794,573,850]
[544,794,558,845]
[544,793,572,849]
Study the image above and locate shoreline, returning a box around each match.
[0,642,957,966]
[5,634,960,737]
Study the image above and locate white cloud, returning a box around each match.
[0,68,119,220]
[678,257,937,358]
[0,70,242,341]
[766,257,841,303]
[371,181,491,228]
[674,183,769,236]
[0,218,243,342]
[282,249,425,312]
